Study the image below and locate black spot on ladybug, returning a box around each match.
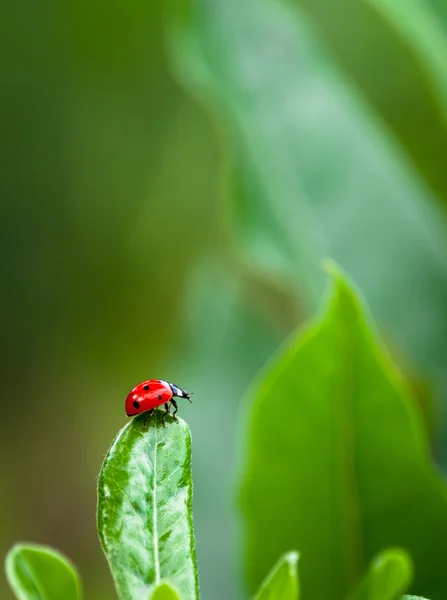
[158,395,162,401]
[133,400,140,409]
[143,384,150,391]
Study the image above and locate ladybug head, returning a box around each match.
[168,382,193,403]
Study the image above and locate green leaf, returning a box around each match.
[150,582,181,600]
[295,0,447,203]
[97,411,199,600]
[402,597,430,600]
[5,543,81,600]
[169,0,447,418]
[254,551,300,600]
[349,548,412,600]
[239,263,447,600]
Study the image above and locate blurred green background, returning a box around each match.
[2,0,447,598]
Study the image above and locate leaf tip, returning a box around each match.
[322,258,354,293]
[372,546,413,578]
[283,550,299,566]
[321,257,365,317]
[321,257,338,275]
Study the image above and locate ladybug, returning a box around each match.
[125,379,192,426]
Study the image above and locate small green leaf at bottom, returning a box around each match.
[349,548,412,600]
[5,543,82,600]
[150,582,181,599]
[254,551,299,600]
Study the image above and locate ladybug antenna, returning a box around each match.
[169,382,193,402]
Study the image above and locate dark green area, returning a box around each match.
[3,0,447,598]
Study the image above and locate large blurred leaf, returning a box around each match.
[295,0,447,203]
[239,265,447,600]
[167,3,447,596]
[349,548,412,600]
[254,551,300,600]
[5,543,81,600]
[169,0,447,397]
[97,412,198,600]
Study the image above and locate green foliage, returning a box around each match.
[166,2,447,597]
[9,269,447,600]
[5,543,81,600]
[294,0,447,202]
[169,0,447,389]
[239,265,447,600]
[349,549,412,600]
[97,411,198,600]
[254,551,300,600]
[5,0,447,598]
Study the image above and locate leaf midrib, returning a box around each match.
[152,422,161,586]
[21,553,50,600]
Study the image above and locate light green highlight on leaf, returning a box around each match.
[349,548,412,600]
[150,582,181,600]
[5,543,81,600]
[254,551,300,600]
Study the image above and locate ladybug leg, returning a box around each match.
[161,403,170,428]
[171,398,179,423]
[143,409,154,430]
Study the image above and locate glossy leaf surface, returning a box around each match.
[240,265,447,600]
[5,543,81,600]
[97,412,198,600]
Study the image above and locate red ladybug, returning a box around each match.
[125,379,192,426]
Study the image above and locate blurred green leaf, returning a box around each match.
[349,548,412,600]
[296,0,447,203]
[150,582,181,600]
[169,0,327,311]
[254,551,300,600]
[169,0,447,396]
[5,543,81,600]
[97,412,198,600]
[240,263,447,600]
[402,597,430,600]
